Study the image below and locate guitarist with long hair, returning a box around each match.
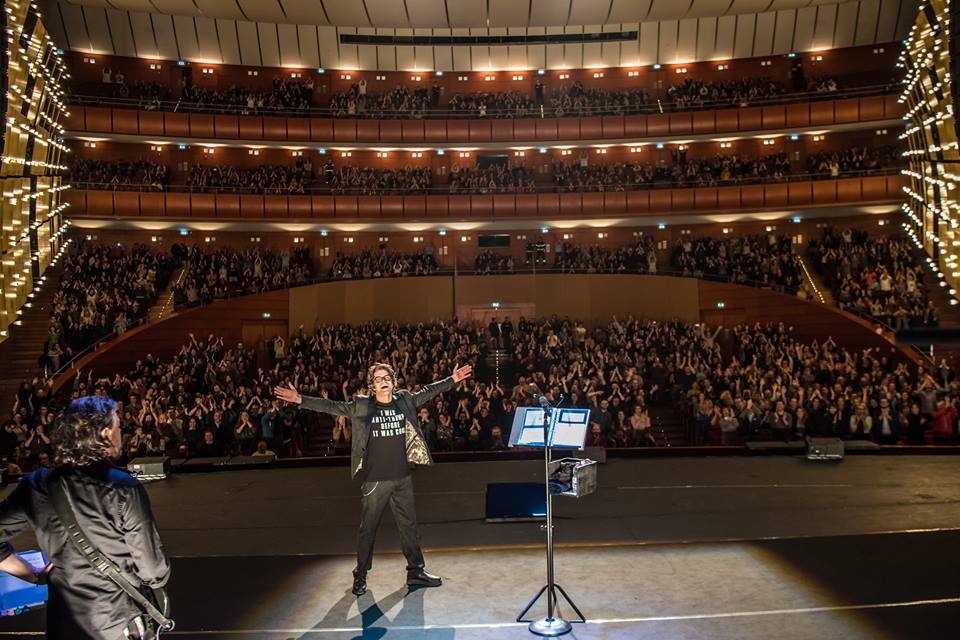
[0,396,172,639]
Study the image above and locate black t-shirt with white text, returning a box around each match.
[363,401,409,482]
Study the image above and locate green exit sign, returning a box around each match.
[262,312,272,319]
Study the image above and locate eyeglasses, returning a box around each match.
[373,375,393,384]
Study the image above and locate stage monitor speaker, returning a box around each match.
[806,437,844,461]
[485,483,545,523]
[548,458,598,498]
[127,457,170,480]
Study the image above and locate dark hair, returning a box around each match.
[51,396,118,467]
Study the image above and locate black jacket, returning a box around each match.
[0,464,170,640]
[301,376,453,478]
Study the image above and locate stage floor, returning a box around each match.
[1,456,959,638]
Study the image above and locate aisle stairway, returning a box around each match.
[147,264,187,322]
[0,266,62,412]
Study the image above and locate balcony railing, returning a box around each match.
[65,172,908,220]
[64,93,905,144]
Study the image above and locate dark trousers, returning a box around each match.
[355,475,424,576]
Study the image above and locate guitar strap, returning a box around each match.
[47,475,174,636]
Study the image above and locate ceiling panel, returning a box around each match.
[216,19,242,65]
[715,14,737,59]
[151,13,180,60]
[658,20,679,63]
[490,45,510,70]
[357,42,378,70]
[687,0,728,19]
[81,6,112,53]
[792,5,818,50]
[172,15,201,63]
[770,0,815,9]
[317,26,340,69]
[434,46,454,71]
[489,0,531,28]
[696,16,718,60]
[194,0,245,21]
[676,18,698,63]
[43,4,70,52]
[874,0,899,42]
[564,43,584,68]
[323,1,371,27]
[647,0,682,22]
[377,45,397,69]
[237,0,285,22]
[298,25,321,68]
[601,24,623,68]
[733,13,755,58]
[106,9,137,57]
[59,2,91,51]
[729,0,777,14]
[363,0,409,28]
[773,9,797,53]
[395,45,416,70]
[452,44,471,71]
[530,0,572,26]
[854,0,880,45]
[129,12,159,59]
[338,27,360,69]
[833,1,857,47]
[156,0,200,14]
[405,0,447,27]
[812,3,838,49]
[448,1,487,28]
[894,0,913,39]
[237,21,262,66]
[609,0,652,23]
[195,18,222,63]
[545,42,564,69]
[753,11,776,56]
[569,0,610,25]
[278,24,301,67]
[280,0,331,25]
[638,20,658,64]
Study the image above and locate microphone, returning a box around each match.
[529,383,550,409]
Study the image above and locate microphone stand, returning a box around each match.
[517,391,585,636]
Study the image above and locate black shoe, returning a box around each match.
[406,568,442,588]
[352,573,367,596]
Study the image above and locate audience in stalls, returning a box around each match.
[553,237,659,274]
[671,234,804,292]
[552,152,792,191]
[473,250,516,275]
[69,159,169,191]
[326,165,434,195]
[328,249,439,280]
[447,91,539,117]
[329,83,431,118]
[188,161,314,194]
[809,228,938,329]
[6,308,958,473]
[65,333,307,463]
[43,243,180,374]
[173,245,312,306]
[181,77,314,113]
[448,164,536,193]
[807,146,904,177]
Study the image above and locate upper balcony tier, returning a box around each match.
[67,90,903,146]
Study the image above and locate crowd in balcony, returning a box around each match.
[666,77,790,109]
[671,234,804,292]
[326,165,434,195]
[41,243,180,375]
[553,237,659,274]
[187,162,314,194]
[69,159,169,191]
[552,151,793,191]
[448,90,540,117]
[809,228,938,329]
[172,245,313,306]
[448,164,537,193]
[328,249,440,280]
[549,83,652,117]
[807,146,903,177]
[329,82,432,118]
[181,77,314,113]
